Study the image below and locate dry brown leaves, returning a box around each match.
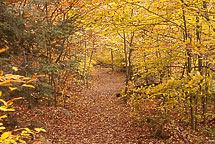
[11,68,208,143]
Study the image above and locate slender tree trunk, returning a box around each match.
[111,49,114,71]
[202,0,209,123]
[55,39,66,63]
[83,40,87,85]
[128,49,133,80]
[87,50,94,75]
[86,50,94,87]
[123,32,129,95]
[196,13,202,130]
[182,4,195,130]
[23,47,28,76]
[128,32,134,80]
[203,55,209,123]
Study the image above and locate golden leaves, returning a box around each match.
[0,74,25,86]
[0,72,38,89]
[0,107,14,112]
[4,74,24,80]
[7,97,23,106]
[0,97,23,112]
[34,128,47,133]
[22,84,35,88]
[0,71,3,76]
[1,131,12,141]
[0,122,6,131]
[9,87,17,91]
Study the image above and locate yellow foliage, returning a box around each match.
[0,71,44,143]
[1,131,12,141]
[9,87,17,91]
[34,128,47,133]
[22,84,35,88]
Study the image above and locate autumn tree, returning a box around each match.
[0,0,101,106]
[90,0,215,138]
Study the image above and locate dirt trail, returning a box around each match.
[15,67,144,143]
[14,67,205,143]
[68,67,143,143]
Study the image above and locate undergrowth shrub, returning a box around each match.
[0,49,45,143]
[128,71,213,139]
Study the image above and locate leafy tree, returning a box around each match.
[90,0,215,137]
[0,0,100,106]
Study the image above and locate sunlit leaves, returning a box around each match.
[22,84,35,88]
[0,107,14,112]
[9,87,17,91]
[0,69,41,143]
[0,48,8,53]
[1,131,12,141]
[34,128,47,133]
[12,67,18,72]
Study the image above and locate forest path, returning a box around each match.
[15,66,200,143]
[17,67,145,143]
[67,67,143,143]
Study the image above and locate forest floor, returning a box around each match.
[66,67,145,143]
[12,67,146,143]
[12,67,206,143]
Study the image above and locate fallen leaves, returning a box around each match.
[11,68,206,143]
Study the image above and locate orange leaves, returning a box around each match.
[0,48,8,53]
[23,12,32,18]
[7,0,21,4]
[0,71,3,76]
[56,85,61,92]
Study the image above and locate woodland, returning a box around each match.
[0,0,215,143]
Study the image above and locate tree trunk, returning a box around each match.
[123,32,129,96]
[128,32,134,80]
[182,4,195,130]
[196,13,202,130]
[202,0,209,123]
[111,49,114,71]
[87,50,94,75]
[83,40,87,85]
[128,49,133,80]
